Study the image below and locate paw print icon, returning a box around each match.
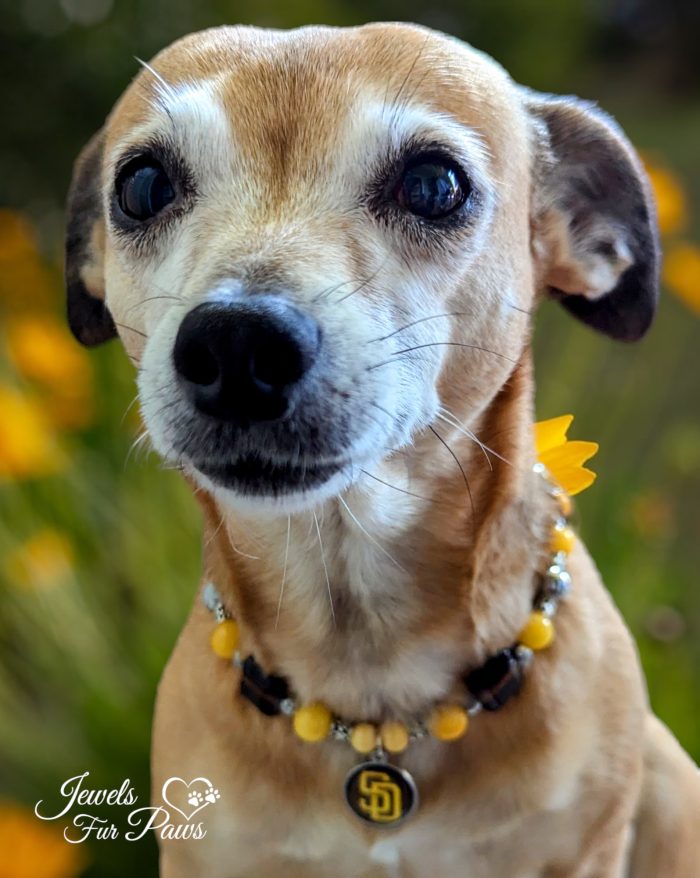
[162,777,222,821]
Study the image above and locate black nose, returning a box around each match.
[173,298,321,423]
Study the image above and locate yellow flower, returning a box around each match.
[534,415,598,496]
[663,242,700,315]
[0,802,86,878]
[0,210,57,310]
[5,530,74,590]
[6,316,95,429]
[643,158,687,237]
[0,386,64,480]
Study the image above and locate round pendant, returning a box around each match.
[344,760,418,828]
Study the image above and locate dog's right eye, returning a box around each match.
[116,157,175,221]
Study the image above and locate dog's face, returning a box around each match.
[65,23,658,512]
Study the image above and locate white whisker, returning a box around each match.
[338,496,405,571]
[313,511,336,628]
[275,515,292,630]
[437,406,511,468]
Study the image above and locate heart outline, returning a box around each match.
[161,776,216,821]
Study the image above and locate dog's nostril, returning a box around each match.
[178,340,220,387]
[249,339,303,393]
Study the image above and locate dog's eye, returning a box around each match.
[394,158,469,219]
[116,158,175,221]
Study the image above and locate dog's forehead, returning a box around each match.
[106,23,522,173]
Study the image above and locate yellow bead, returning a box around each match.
[519,611,555,651]
[210,619,240,659]
[350,723,378,754]
[292,703,332,743]
[550,524,575,555]
[380,721,409,754]
[428,705,469,742]
[555,491,572,518]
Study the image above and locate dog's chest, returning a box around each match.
[195,794,580,878]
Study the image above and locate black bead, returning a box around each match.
[464,647,523,712]
[239,655,291,716]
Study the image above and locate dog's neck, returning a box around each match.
[199,357,555,720]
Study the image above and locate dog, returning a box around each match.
[64,22,700,877]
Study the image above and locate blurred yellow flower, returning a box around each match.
[0,386,64,480]
[5,530,75,590]
[0,802,86,878]
[629,490,674,539]
[643,158,687,237]
[663,242,700,315]
[0,210,57,310]
[6,316,94,429]
[534,415,598,496]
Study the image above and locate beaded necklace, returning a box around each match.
[202,463,574,828]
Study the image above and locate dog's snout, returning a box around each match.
[173,298,321,423]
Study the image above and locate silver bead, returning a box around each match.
[214,604,228,623]
[202,582,220,611]
[409,721,428,741]
[546,569,572,597]
[467,700,483,717]
[515,644,534,666]
[280,698,297,717]
[330,719,349,740]
[532,462,546,476]
[232,651,243,669]
[538,599,557,618]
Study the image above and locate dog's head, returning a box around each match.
[65,23,659,513]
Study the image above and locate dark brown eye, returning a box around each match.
[116,157,175,221]
[395,158,469,219]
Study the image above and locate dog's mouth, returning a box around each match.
[192,454,346,496]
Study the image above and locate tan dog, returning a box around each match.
[64,22,700,877]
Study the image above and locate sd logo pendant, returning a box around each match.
[344,760,418,827]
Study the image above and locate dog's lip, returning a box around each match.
[192,454,345,495]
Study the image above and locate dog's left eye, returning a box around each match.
[116,157,175,221]
[394,158,469,219]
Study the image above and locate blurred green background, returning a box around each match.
[0,1,699,875]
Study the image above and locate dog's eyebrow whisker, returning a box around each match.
[429,424,475,523]
[275,515,292,631]
[386,32,432,126]
[313,511,336,629]
[338,496,405,572]
[134,56,177,98]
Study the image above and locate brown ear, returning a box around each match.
[65,130,116,346]
[524,90,660,341]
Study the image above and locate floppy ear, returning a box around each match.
[65,130,117,346]
[524,90,660,341]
